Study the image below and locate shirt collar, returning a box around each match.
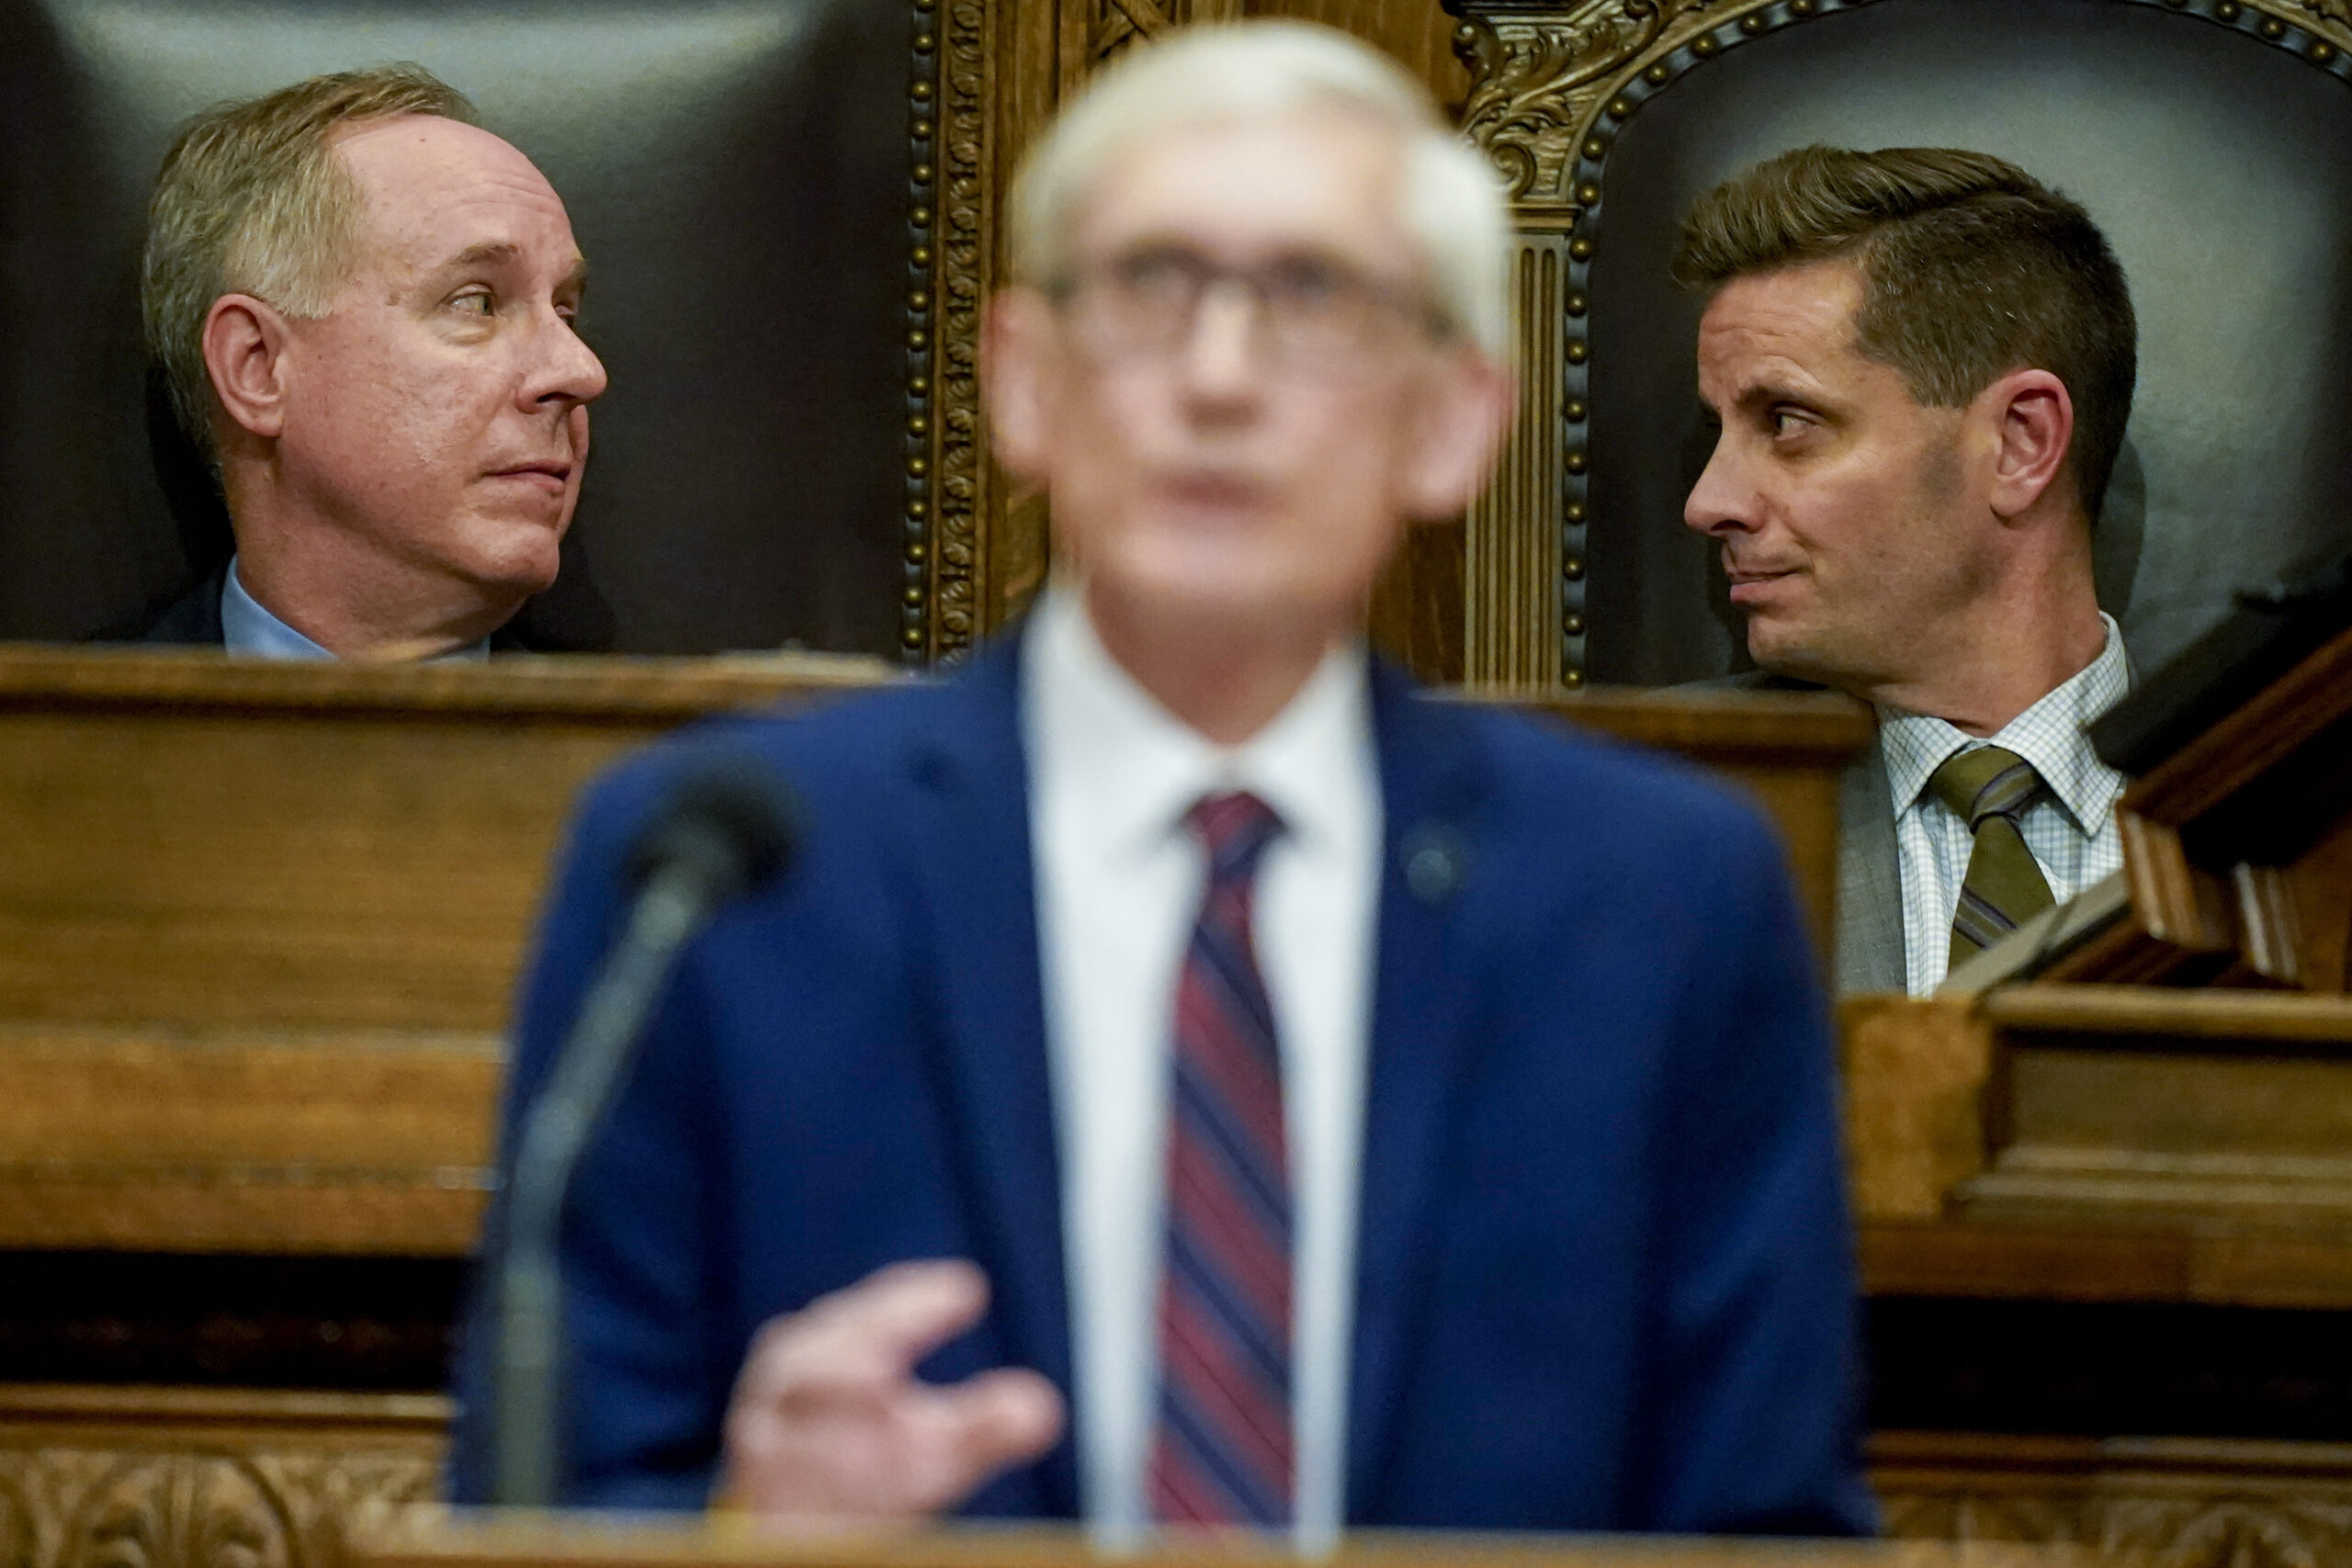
[220,556,492,662]
[1877,612,2132,832]
[1023,579,1372,860]
[221,557,335,660]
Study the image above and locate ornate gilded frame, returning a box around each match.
[907,0,989,663]
[1442,0,2352,688]
[909,0,1238,664]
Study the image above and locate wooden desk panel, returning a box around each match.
[1500,684,1871,953]
[0,653,1859,1036]
[0,650,1863,1259]
[0,710,629,1031]
[0,1025,495,1253]
[0,650,885,1033]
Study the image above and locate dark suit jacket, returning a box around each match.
[94,561,230,644]
[448,634,1873,1534]
[1691,673,1903,996]
[1830,742,1905,995]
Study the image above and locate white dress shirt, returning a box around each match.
[1879,613,2132,996]
[1022,582,1382,1552]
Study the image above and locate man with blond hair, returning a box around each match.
[1679,146,2136,996]
[120,64,605,658]
[455,22,1869,1538]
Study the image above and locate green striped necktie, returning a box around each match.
[1929,745,2056,971]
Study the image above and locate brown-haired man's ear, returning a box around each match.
[1984,367,2074,523]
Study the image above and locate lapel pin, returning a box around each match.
[1400,824,1468,904]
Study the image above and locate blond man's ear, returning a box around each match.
[981,288,1058,486]
[201,292,297,442]
[1396,344,1517,523]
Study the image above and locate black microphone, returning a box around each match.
[492,752,800,1506]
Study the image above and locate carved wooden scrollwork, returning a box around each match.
[0,1448,435,1568]
[1454,2,1680,207]
[924,0,993,661]
[2292,0,2352,32]
[1091,0,1171,67]
[1884,1488,2352,1568]
[0,1475,35,1568]
[922,0,1263,658]
[17,1404,2352,1568]
[64,1455,293,1568]
[1449,0,2352,249]
[1086,0,1241,71]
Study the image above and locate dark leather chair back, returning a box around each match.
[0,0,914,654]
[1582,0,2352,683]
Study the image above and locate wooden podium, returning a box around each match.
[6,644,2346,1566]
[0,648,1862,1260]
[349,1511,2087,1568]
[2038,620,2352,991]
[6,645,2351,1564]
[0,647,1891,1568]
[1850,617,2352,1245]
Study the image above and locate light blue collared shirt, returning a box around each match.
[220,557,491,661]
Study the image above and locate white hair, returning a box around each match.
[1008,20,1513,361]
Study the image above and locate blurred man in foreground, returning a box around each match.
[1679,147,2137,996]
[122,65,605,659]
[457,23,1870,1540]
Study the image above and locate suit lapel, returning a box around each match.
[900,635,1078,1511]
[1691,672,1907,995]
[1837,738,1907,995]
[1346,667,1487,1517]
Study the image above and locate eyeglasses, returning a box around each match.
[1046,245,1446,368]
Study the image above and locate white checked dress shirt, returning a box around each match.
[1879,614,2132,996]
[1022,582,1382,1552]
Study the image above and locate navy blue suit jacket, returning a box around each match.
[450,634,1872,1536]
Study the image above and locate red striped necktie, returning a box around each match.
[1148,791,1294,1530]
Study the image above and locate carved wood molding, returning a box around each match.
[1878,1430,2352,1568]
[1082,0,1239,73]
[1452,0,1679,214]
[0,1389,445,1568]
[23,1387,2352,1568]
[0,1447,442,1568]
[918,0,992,662]
[927,0,1260,658]
[1441,0,2352,687]
[1447,0,2352,231]
[1883,1489,2352,1567]
[1092,0,1171,65]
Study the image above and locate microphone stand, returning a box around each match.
[492,819,769,1506]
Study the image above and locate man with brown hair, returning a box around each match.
[123,64,605,659]
[1678,145,2138,996]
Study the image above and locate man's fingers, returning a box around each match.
[818,1258,992,1367]
[934,1367,1066,1462]
[742,1259,992,1399]
[722,1261,1063,1523]
[900,1367,1068,1514]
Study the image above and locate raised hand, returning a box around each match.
[717,1258,1066,1525]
